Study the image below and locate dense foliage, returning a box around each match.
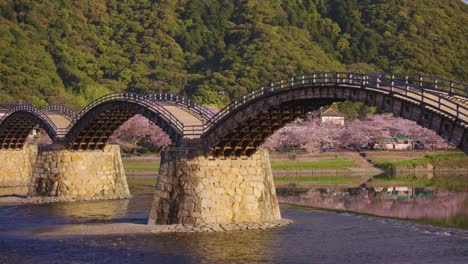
[1,0,467,109]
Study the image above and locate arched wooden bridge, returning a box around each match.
[1,72,467,155]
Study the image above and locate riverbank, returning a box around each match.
[123,150,467,190]
[364,151,468,174]
[123,151,382,184]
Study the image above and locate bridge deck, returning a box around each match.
[44,112,72,137]
[157,102,204,138]
[157,102,203,126]
[0,72,466,152]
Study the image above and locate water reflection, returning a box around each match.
[279,185,468,229]
[0,194,152,232]
[145,231,276,263]
[48,199,130,222]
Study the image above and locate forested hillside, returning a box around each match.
[1,0,467,109]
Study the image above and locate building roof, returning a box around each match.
[378,136,411,143]
[321,108,344,117]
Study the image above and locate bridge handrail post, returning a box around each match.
[391,74,395,92]
[325,73,328,83]
[336,73,339,85]
[301,75,305,84]
[435,79,438,89]
[377,75,380,88]
[449,81,454,96]
[419,76,423,87]
[291,77,294,87]
[280,79,284,89]
[261,86,264,95]
[405,75,409,95]
[270,82,274,92]
[313,74,316,84]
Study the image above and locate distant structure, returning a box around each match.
[377,136,414,150]
[320,107,345,126]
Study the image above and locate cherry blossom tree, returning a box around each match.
[263,113,448,152]
[109,115,171,152]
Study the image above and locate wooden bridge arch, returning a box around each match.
[0,105,57,149]
[63,93,186,150]
[0,73,466,154]
[202,73,468,156]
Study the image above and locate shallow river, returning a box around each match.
[0,192,467,263]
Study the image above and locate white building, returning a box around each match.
[320,108,345,126]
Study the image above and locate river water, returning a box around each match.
[0,187,467,263]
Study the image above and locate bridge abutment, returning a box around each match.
[148,149,281,225]
[28,145,130,199]
[0,145,38,187]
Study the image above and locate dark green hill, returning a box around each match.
[1,0,466,109]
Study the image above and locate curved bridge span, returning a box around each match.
[0,72,467,154]
[1,72,467,226]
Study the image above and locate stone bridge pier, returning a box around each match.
[148,148,281,225]
[27,144,130,199]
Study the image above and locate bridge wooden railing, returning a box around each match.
[43,105,77,119]
[182,124,206,137]
[389,73,466,97]
[148,93,215,121]
[1,73,466,140]
[66,93,186,136]
[0,104,58,134]
[202,72,468,134]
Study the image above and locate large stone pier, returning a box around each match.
[0,144,130,199]
[0,145,38,187]
[28,145,130,199]
[148,148,281,225]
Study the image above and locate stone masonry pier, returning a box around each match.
[148,148,281,225]
[28,145,130,199]
[0,144,130,199]
[0,145,38,187]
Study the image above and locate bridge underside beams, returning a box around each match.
[205,85,467,156]
[376,93,468,151]
[67,109,134,151]
[66,102,182,151]
[207,99,336,157]
[0,113,44,149]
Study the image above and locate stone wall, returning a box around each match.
[29,145,130,199]
[148,149,281,225]
[0,145,37,187]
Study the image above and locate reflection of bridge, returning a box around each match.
[0,72,467,226]
[1,72,467,154]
